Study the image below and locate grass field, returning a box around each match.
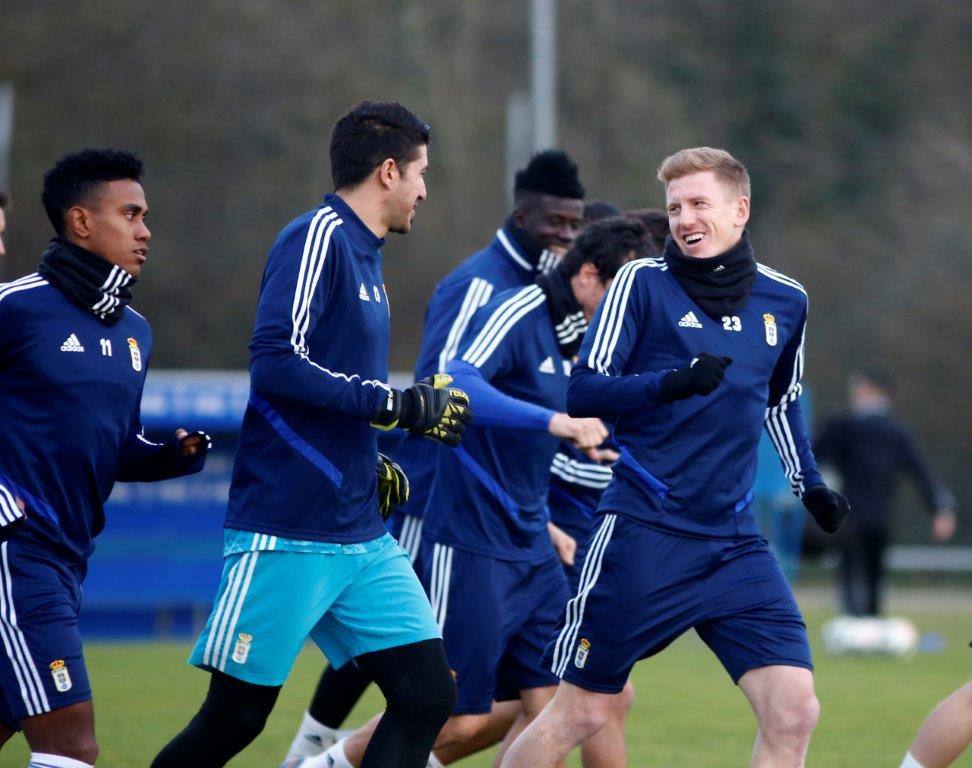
[2,599,969,767]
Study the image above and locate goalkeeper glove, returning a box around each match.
[802,485,850,533]
[376,453,409,520]
[371,374,473,447]
[658,353,732,402]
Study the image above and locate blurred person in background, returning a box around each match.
[814,368,956,617]
[0,150,210,768]
[284,150,586,766]
[624,207,670,256]
[900,679,972,768]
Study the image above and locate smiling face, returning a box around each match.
[665,171,749,259]
[386,144,428,235]
[514,194,585,253]
[68,179,151,277]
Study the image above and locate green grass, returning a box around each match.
[2,605,969,767]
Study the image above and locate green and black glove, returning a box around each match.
[371,374,473,448]
[376,453,409,520]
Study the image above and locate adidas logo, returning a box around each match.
[358,283,371,301]
[60,333,85,352]
[677,311,703,329]
[538,356,556,374]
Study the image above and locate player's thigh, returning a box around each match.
[0,542,91,725]
[544,514,704,694]
[21,699,96,758]
[695,540,813,684]
[413,541,507,715]
[312,536,439,673]
[189,550,340,686]
[498,556,569,699]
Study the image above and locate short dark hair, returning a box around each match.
[583,200,620,223]
[329,101,431,191]
[41,149,143,236]
[625,208,670,256]
[514,150,585,201]
[0,191,8,210]
[559,216,647,282]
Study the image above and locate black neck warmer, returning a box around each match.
[38,237,135,325]
[663,231,757,319]
[536,267,587,359]
[504,217,559,273]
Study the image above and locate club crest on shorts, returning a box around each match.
[127,337,142,371]
[763,313,778,347]
[574,638,591,669]
[232,632,253,664]
[50,659,72,692]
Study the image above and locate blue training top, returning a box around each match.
[226,194,394,543]
[389,226,553,521]
[568,256,823,539]
[422,284,572,562]
[0,273,199,565]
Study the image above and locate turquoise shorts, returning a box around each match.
[189,531,439,685]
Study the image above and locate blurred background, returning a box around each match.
[0,2,969,763]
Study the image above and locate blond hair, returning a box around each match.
[657,147,750,199]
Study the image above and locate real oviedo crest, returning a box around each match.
[127,337,142,371]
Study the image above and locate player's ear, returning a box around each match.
[66,206,91,239]
[735,195,750,227]
[377,158,398,190]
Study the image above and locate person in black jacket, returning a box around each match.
[814,368,956,616]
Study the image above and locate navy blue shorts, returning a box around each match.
[419,539,569,714]
[543,514,812,694]
[386,512,424,564]
[0,540,91,728]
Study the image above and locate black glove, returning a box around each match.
[376,453,409,520]
[371,374,473,447]
[658,353,733,402]
[802,485,850,533]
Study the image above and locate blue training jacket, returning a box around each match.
[422,284,572,562]
[226,194,397,543]
[389,226,552,521]
[0,272,200,565]
[568,256,823,539]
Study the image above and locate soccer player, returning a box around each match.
[900,679,972,768]
[0,149,210,768]
[283,149,586,763]
[814,368,955,616]
[151,101,471,768]
[502,147,850,768]
[315,216,646,768]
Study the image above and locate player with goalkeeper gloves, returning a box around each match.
[153,101,470,768]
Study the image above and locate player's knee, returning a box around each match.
[200,672,279,742]
[611,681,635,719]
[43,734,99,765]
[386,660,457,731]
[564,693,613,736]
[443,713,489,743]
[761,690,819,743]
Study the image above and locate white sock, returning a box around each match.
[427,753,445,768]
[29,754,94,768]
[311,739,354,768]
[287,710,340,758]
[900,752,927,768]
